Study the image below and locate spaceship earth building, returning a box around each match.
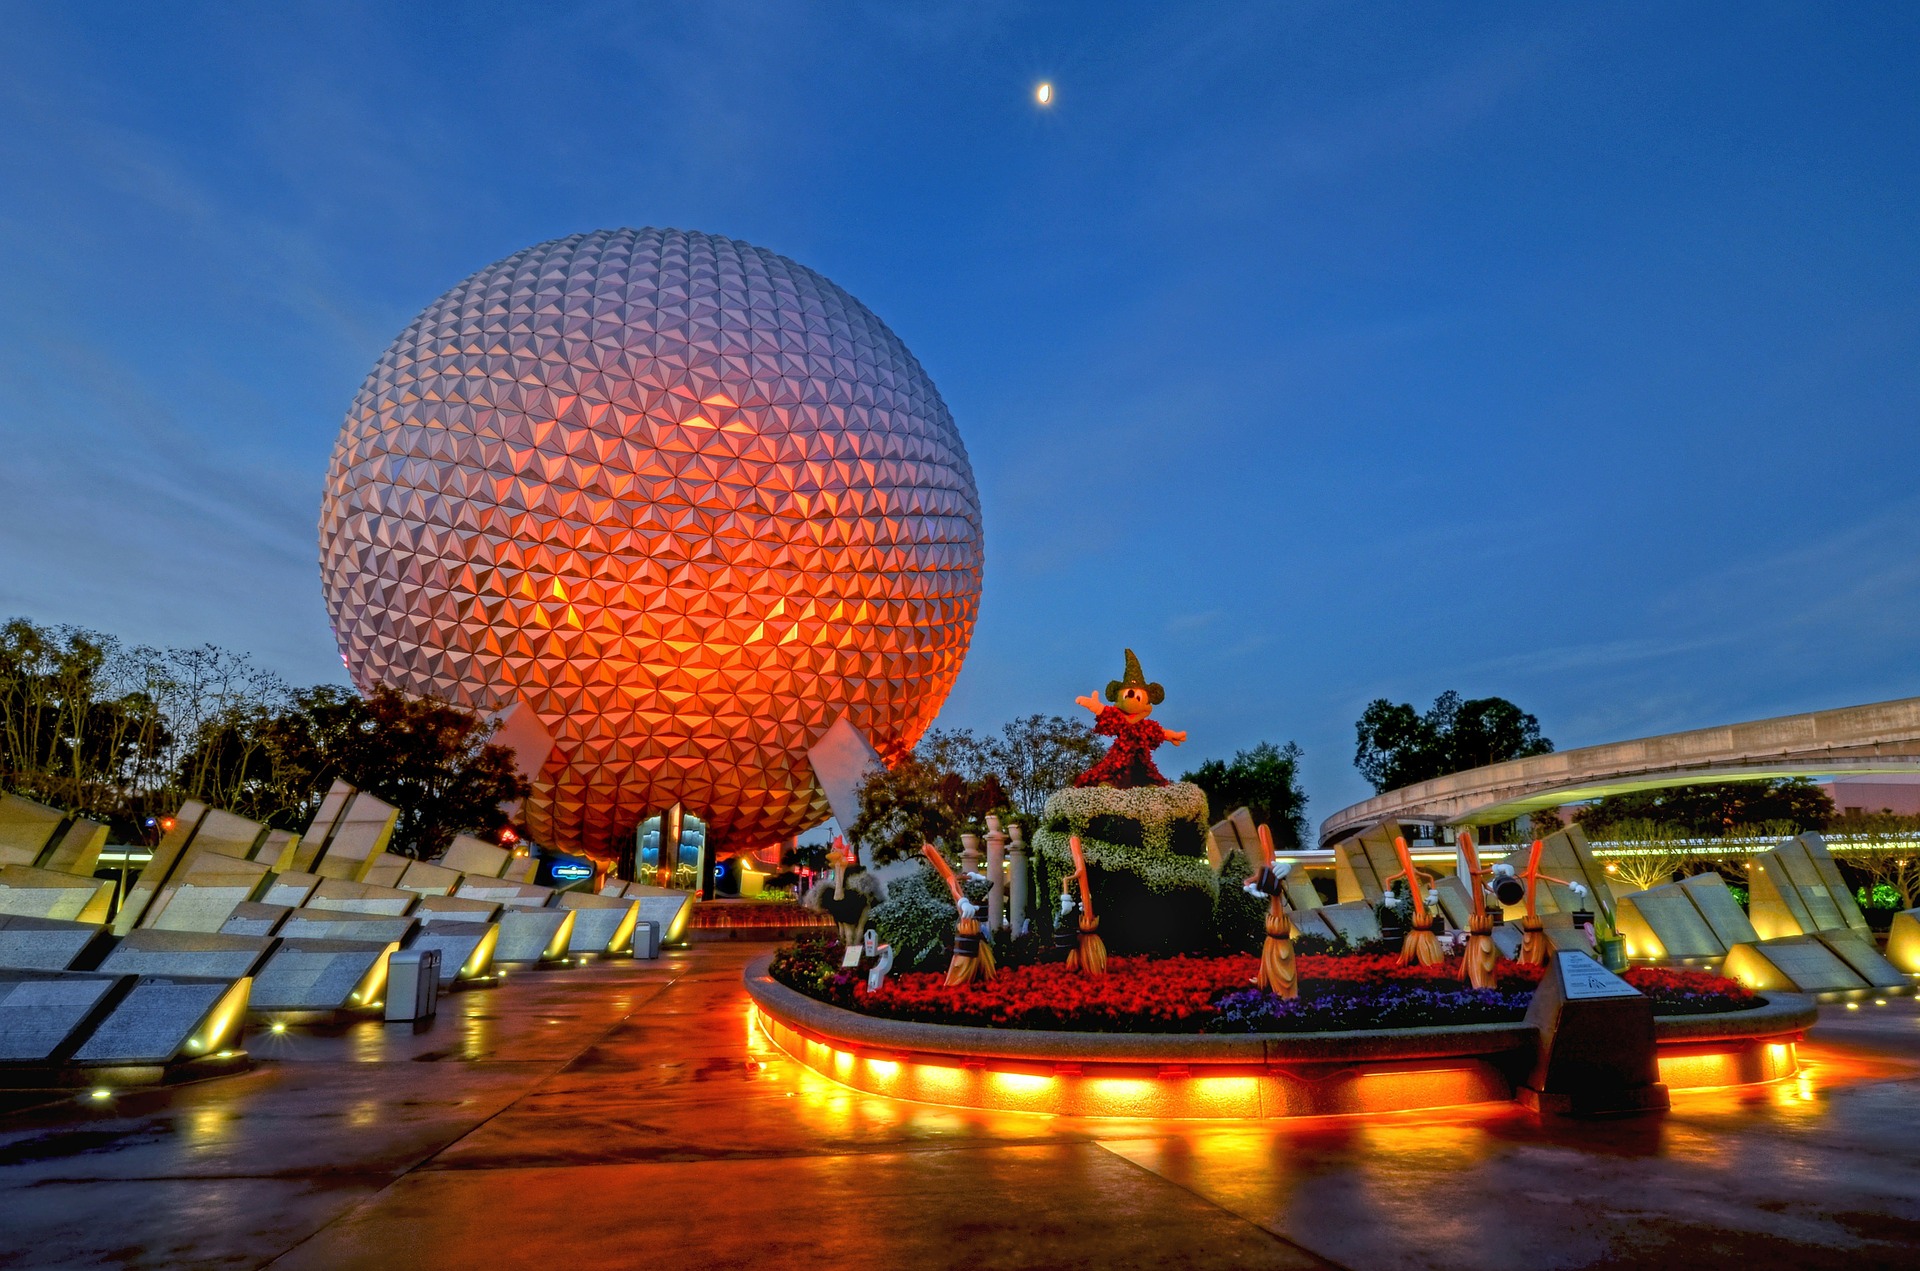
[320,228,984,857]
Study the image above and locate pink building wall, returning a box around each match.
[1822,777,1920,817]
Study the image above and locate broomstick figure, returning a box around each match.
[1243,823,1298,998]
[1064,834,1107,975]
[1385,835,1447,967]
[1456,829,1500,990]
[1511,838,1588,966]
[1052,877,1081,962]
[821,836,870,947]
[922,844,995,986]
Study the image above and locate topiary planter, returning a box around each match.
[1080,813,1209,856]
[1035,782,1231,956]
[1078,860,1218,955]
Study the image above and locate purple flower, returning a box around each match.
[1204,984,1532,1034]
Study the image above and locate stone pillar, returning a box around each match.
[1008,823,1030,935]
[985,815,1007,931]
[960,832,982,878]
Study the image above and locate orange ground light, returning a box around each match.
[753,1004,1807,1121]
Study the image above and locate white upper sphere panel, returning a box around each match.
[319,228,984,855]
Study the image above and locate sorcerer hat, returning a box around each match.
[1105,648,1165,705]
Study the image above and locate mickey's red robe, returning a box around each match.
[1074,706,1171,789]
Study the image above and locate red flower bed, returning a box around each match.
[862,955,1248,1030]
[771,939,1755,1033]
[860,954,1569,1031]
[1620,965,1758,1014]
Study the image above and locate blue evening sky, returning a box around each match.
[2,3,1917,824]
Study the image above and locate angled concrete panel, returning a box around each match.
[113,799,209,934]
[1723,935,1868,995]
[1614,884,1725,960]
[305,878,418,917]
[72,975,250,1066]
[39,818,107,875]
[1677,872,1759,948]
[0,915,113,972]
[0,866,114,924]
[100,930,277,980]
[441,835,512,879]
[0,794,65,868]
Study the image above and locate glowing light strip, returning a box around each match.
[754,1005,1805,1118]
[754,1009,1512,1121]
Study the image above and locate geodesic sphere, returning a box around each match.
[319,228,983,857]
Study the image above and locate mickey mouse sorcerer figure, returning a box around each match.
[1073,649,1187,788]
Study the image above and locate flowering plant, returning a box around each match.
[859,955,1232,1031]
[769,934,864,1007]
[867,861,990,972]
[1033,827,1218,896]
[1620,965,1759,1014]
[1207,985,1534,1033]
[1040,782,1209,849]
[772,942,1759,1033]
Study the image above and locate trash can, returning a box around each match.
[385,947,442,1022]
[631,920,661,960]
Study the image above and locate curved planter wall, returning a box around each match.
[744,955,1816,1120]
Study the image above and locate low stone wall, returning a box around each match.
[744,954,1817,1119]
[1651,991,1817,1090]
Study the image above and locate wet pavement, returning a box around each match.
[0,943,1917,1269]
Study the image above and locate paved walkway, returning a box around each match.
[0,943,1917,1269]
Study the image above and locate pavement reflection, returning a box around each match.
[0,944,1914,1269]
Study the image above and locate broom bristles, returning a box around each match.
[1258,898,1297,997]
[1399,929,1445,967]
[1067,914,1107,975]
[944,915,995,985]
[1461,913,1499,988]
[1518,915,1550,966]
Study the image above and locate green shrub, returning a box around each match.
[1212,847,1266,955]
[869,862,989,973]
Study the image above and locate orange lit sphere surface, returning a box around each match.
[319,229,983,857]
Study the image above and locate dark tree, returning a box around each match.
[850,755,963,864]
[915,715,1102,821]
[1354,691,1552,793]
[984,714,1104,818]
[2,616,529,854]
[176,700,301,826]
[1574,779,1833,837]
[273,685,531,859]
[1181,741,1310,851]
[172,683,529,856]
[2,619,179,835]
[850,714,1104,861]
